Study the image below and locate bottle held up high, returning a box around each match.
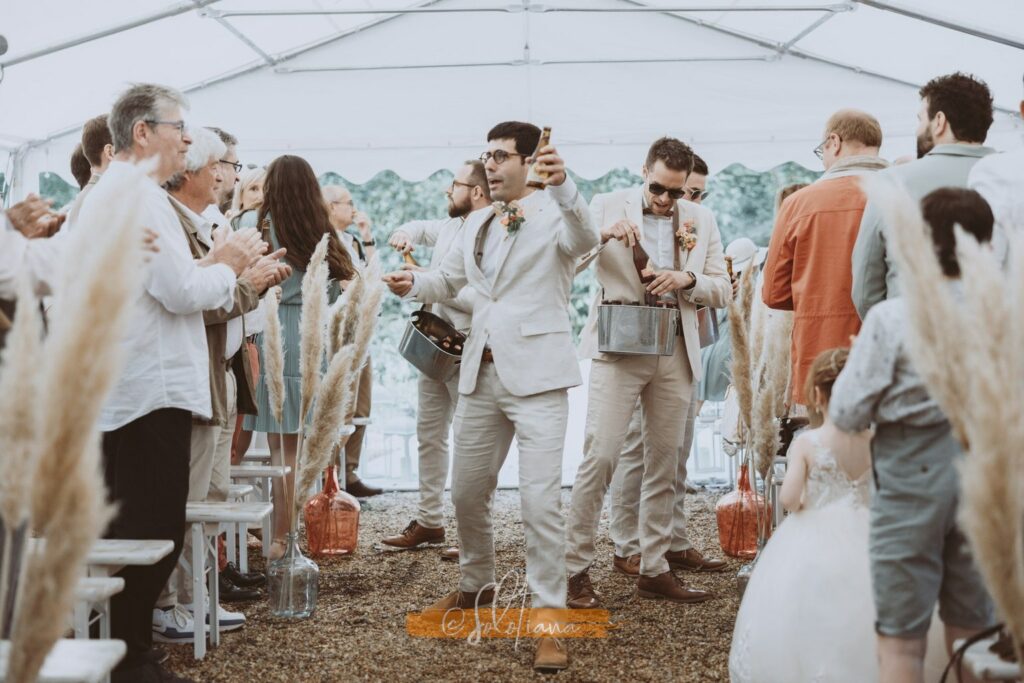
[526,126,553,189]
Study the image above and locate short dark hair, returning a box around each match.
[70,144,92,189]
[920,187,993,278]
[644,137,695,175]
[81,114,112,168]
[919,72,994,143]
[487,121,541,157]
[463,159,491,201]
[207,126,238,147]
[691,154,709,176]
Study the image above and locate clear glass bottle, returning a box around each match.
[267,531,319,619]
[303,465,360,557]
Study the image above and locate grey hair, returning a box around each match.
[108,83,188,153]
[164,127,225,192]
[230,166,266,215]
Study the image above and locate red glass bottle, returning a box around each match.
[303,466,360,557]
[715,464,770,558]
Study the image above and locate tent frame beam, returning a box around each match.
[853,0,1024,51]
[194,2,276,66]
[214,4,850,18]
[277,55,772,73]
[0,0,222,68]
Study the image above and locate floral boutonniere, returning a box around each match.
[677,217,698,251]
[493,201,526,237]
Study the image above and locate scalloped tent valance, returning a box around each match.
[2,0,1022,200]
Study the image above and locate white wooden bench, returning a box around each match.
[86,540,174,578]
[230,464,290,559]
[953,636,1021,681]
[224,484,256,571]
[0,638,125,683]
[184,501,273,659]
[73,577,124,640]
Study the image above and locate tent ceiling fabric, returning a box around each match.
[2,0,1022,190]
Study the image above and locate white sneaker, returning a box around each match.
[184,602,246,632]
[152,605,206,643]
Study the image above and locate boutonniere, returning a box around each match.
[677,217,698,251]
[493,201,526,237]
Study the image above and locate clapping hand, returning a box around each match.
[210,226,266,275]
[241,248,291,293]
[6,194,63,238]
[528,144,566,187]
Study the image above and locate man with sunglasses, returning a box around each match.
[381,160,490,557]
[384,121,596,672]
[762,109,887,410]
[566,137,730,609]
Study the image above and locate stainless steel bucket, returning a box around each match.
[598,304,677,356]
[696,306,720,348]
[397,310,463,382]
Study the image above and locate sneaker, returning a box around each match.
[152,605,204,643]
[185,602,246,632]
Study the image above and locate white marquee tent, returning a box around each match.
[2,0,1023,200]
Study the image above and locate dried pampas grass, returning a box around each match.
[341,258,384,421]
[867,174,1024,661]
[299,235,330,422]
[727,266,756,443]
[262,286,285,424]
[7,160,144,682]
[750,311,793,479]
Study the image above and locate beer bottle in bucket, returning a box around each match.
[526,126,553,189]
[403,251,418,267]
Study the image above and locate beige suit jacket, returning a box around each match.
[578,186,730,381]
[412,179,598,397]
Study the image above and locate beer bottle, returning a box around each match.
[403,251,418,267]
[631,242,659,307]
[526,126,553,189]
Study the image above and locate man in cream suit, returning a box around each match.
[381,160,490,556]
[566,137,730,608]
[384,122,597,672]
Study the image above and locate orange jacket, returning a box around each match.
[762,175,866,405]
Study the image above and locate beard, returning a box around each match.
[448,194,473,218]
[916,128,935,159]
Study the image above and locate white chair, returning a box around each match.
[0,638,125,683]
[73,577,124,640]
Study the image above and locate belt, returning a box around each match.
[481,347,494,363]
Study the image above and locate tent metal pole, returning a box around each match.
[277,56,770,73]
[778,10,842,52]
[194,3,276,65]
[854,0,1024,51]
[0,0,222,68]
[215,4,849,18]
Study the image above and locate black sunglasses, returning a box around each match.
[686,188,710,201]
[648,182,687,201]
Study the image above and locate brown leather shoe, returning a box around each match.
[346,478,383,497]
[636,571,713,604]
[533,636,569,672]
[612,554,640,576]
[423,588,495,612]
[381,520,445,548]
[567,570,601,609]
[665,548,728,572]
[439,547,459,562]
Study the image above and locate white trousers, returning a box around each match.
[452,363,568,609]
[160,370,234,607]
[415,371,460,529]
[609,396,696,559]
[566,342,693,577]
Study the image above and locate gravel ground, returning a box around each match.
[166,488,741,682]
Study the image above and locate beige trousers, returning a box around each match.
[343,359,373,484]
[451,364,568,609]
[566,341,693,577]
[160,370,235,607]
[415,371,460,529]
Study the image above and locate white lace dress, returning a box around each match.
[728,434,878,683]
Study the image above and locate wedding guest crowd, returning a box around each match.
[2,66,1022,682]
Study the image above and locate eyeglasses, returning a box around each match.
[449,180,475,192]
[144,119,186,138]
[813,134,841,160]
[686,188,710,201]
[479,150,525,165]
[647,182,687,201]
[219,159,242,173]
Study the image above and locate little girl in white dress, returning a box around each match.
[729,348,877,683]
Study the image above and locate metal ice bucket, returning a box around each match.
[397,309,463,382]
[696,306,720,348]
[597,304,677,356]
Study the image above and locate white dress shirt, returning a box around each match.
[640,212,676,270]
[0,215,64,298]
[968,146,1024,266]
[96,160,237,431]
[203,203,255,359]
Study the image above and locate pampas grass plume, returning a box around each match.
[262,286,285,424]
[728,266,756,443]
[298,234,330,422]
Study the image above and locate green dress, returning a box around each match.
[237,210,340,434]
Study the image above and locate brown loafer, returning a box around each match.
[423,588,495,612]
[381,520,445,549]
[612,554,640,576]
[567,570,601,609]
[346,478,383,498]
[636,571,713,604]
[439,547,459,562]
[665,548,728,572]
[533,636,569,672]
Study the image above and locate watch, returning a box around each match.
[362,238,376,247]
[683,271,697,290]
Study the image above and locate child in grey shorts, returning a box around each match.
[830,187,996,682]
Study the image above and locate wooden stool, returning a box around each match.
[86,539,174,578]
[0,639,125,683]
[225,484,255,570]
[230,465,290,559]
[73,577,124,640]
